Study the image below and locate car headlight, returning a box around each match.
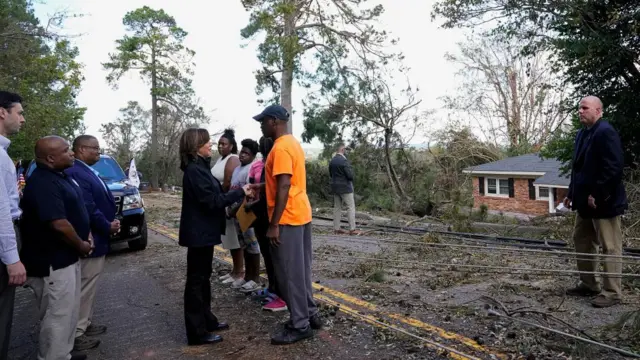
[123,193,142,211]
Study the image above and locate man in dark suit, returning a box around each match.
[329,144,359,235]
[563,96,627,308]
[66,135,120,350]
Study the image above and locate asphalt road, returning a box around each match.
[8,231,410,360]
[8,232,188,360]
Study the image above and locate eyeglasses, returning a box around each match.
[83,145,102,153]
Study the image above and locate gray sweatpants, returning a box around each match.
[271,223,317,330]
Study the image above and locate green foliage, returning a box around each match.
[241,0,395,105]
[104,6,203,187]
[103,6,194,94]
[100,101,147,167]
[430,124,503,202]
[0,0,85,159]
[540,116,581,175]
[478,204,489,221]
[305,160,331,204]
[432,0,640,168]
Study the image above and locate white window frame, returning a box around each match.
[536,186,550,200]
[484,177,510,198]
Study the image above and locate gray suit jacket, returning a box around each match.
[329,154,354,195]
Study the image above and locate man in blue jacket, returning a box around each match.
[563,96,627,308]
[66,135,121,350]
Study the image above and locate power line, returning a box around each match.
[315,254,640,278]
[314,234,640,264]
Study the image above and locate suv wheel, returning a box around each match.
[128,219,148,251]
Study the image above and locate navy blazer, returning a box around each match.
[329,154,354,195]
[65,160,117,257]
[179,155,244,248]
[568,120,628,219]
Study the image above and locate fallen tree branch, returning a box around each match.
[480,295,598,341]
[487,309,640,358]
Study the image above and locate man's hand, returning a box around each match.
[242,184,255,198]
[267,224,280,247]
[563,197,572,209]
[7,261,27,286]
[78,241,93,256]
[110,219,121,234]
[588,195,597,209]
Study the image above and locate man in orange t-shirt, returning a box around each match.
[253,105,320,345]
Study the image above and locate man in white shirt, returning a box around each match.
[0,90,27,358]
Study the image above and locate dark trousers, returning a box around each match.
[0,260,15,360]
[271,223,318,330]
[1,223,20,359]
[184,246,219,342]
[254,220,279,296]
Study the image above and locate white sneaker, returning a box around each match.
[231,278,247,289]
[239,280,261,293]
[221,276,236,284]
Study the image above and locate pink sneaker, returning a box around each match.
[262,297,288,312]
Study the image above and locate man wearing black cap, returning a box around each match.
[253,105,321,345]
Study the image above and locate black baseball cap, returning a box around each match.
[253,105,290,122]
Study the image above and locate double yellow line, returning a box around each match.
[150,224,507,360]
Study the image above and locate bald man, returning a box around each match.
[21,136,92,360]
[563,96,628,308]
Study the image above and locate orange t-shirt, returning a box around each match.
[265,134,312,226]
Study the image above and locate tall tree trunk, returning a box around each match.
[280,0,296,134]
[507,67,520,149]
[383,129,407,199]
[150,48,159,189]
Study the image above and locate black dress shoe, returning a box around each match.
[188,334,223,346]
[207,322,230,332]
[70,353,87,360]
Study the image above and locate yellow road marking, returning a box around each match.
[312,283,499,357]
[314,294,476,360]
[150,223,506,359]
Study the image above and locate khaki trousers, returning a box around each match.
[333,193,356,231]
[573,214,623,299]
[75,256,106,337]
[26,262,81,360]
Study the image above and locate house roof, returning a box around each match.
[463,153,570,187]
[532,171,570,187]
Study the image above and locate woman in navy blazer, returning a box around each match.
[178,128,250,345]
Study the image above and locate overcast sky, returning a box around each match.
[33,0,466,148]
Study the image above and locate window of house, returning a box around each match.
[485,178,509,197]
[537,186,550,200]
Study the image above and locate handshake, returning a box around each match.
[241,183,262,199]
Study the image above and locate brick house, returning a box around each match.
[462,154,570,216]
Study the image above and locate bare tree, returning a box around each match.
[443,34,570,153]
[303,63,424,199]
